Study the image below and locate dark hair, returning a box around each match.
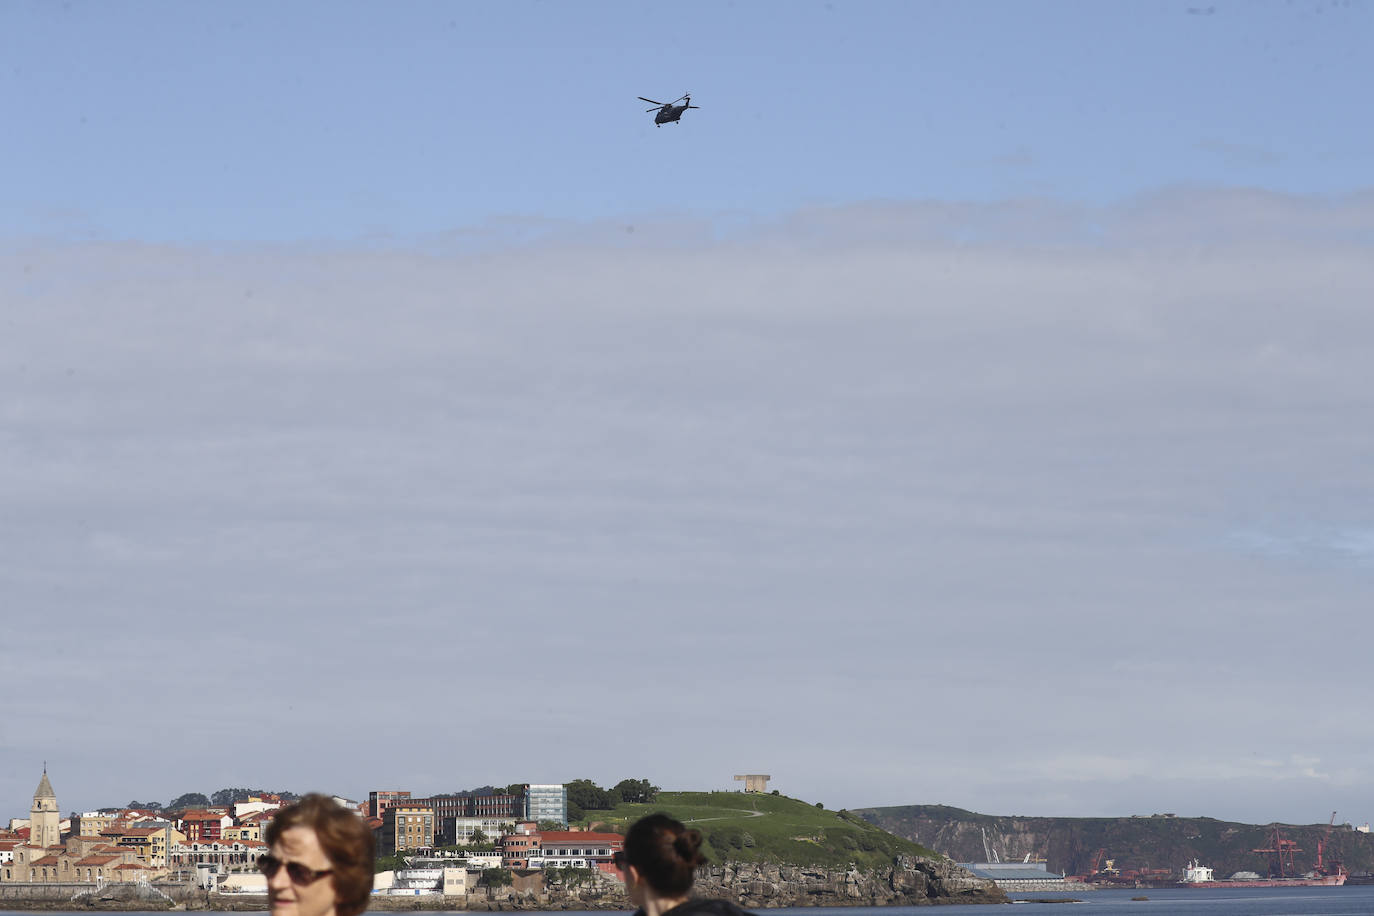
[623,813,707,897]
[266,794,375,916]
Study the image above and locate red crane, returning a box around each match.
[1252,827,1302,878]
[1317,811,1345,877]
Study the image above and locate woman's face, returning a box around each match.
[267,826,339,916]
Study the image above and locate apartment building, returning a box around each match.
[380,805,435,855]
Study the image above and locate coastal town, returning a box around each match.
[0,768,629,900]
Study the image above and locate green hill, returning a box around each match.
[571,791,939,869]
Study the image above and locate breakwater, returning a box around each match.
[0,857,1003,911]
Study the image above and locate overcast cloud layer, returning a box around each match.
[3,189,1372,825]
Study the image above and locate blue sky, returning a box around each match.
[3,1,1374,834]
[5,1,1371,241]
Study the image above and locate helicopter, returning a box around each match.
[639,93,699,126]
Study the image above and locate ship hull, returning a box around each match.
[1182,875,1347,888]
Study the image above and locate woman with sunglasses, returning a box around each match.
[617,813,753,916]
[260,794,375,916]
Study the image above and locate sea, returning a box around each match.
[12,890,1374,916]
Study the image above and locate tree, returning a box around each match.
[374,853,407,874]
[482,867,513,888]
[537,820,564,832]
[168,792,210,810]
[211,788,262,806]
[611,778,659,805]
[566,779,612,811]
[504,784,526,798]
[127,800,163,811]
[567,801,585,822]
[469,829,489,846]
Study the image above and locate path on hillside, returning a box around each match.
[683,808,767,823]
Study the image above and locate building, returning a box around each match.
[733,774,771,794]
[958,861,1068,891]
[535,831,623,870]
[179,810,232,842]
[524,785,567,826]
[170,838,266,871]
[4,834,158,885]
[69,812,117,838]
[106,825,184,868]
[0,771,171,886]
[380,806,435,854]
[29,770,60,849]
[438,816,516,847]
[499,829,540,868]
[223,822,263,844]
[371,790,524,826]
[233,797,282,819]
[367,791,412,819]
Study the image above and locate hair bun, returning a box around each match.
[673,828,705,865]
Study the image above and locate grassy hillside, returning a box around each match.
[572,791,939,869]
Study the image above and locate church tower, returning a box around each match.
[30,767,60,849]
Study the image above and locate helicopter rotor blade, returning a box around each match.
[638,97,665,105]
[645,106,661,112]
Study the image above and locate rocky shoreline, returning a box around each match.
[0,857,1004,911]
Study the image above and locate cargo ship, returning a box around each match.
[1180,825,1347,888]
[1180,859,1346,887]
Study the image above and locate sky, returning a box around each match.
[2,0,1373,829]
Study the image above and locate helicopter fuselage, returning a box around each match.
[655,105,686,124]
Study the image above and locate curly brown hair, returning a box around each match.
[265,794,375,916]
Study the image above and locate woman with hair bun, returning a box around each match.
[614,813,753,916]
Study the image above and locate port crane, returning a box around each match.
[1252,827,1302,878]
[1316,811,1345,877]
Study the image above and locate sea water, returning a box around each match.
[11,890,1374,916]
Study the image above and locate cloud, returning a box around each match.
[1196,138,1282,168]
[2,189,1373,821]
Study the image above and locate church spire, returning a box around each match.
[30,765,59,849]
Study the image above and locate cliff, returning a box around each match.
[854,804,1374,880]
[691,856,1006,907]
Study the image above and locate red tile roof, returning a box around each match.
[181,811,225,822]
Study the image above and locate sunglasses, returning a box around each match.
[258,853,334,885]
